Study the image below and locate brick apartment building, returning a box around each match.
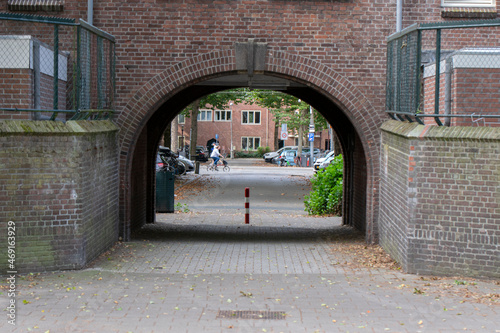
[174,102,332,156]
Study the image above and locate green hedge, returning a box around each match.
[234,146,271,158]
[304,154,343,216]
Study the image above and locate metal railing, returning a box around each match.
[0,13,115,121]
[386,19,500,126]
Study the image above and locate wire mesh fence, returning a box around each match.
[386,19,500,126]
[0,13,115,121]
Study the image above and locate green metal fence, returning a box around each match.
[0,13,115,121]
[386,19,500,126]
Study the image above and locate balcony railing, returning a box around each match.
[386,19,500,126]
[0,13,115,121]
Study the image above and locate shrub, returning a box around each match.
[234,150,261,158]
[304,154,343,216]
[257,146,271,156]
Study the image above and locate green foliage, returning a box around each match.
[181,89,250,117]
[174,203,190,213]
[234,150,262,158]
[304,154,343,216]
[247,90,328,134]
[257,146,271,156]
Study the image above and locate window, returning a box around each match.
[197,110,212,121]
[241,137,261,150]
[441,0,495,7]
[215,110,232,121]
[178,114,185,124]
[242,111,261,124]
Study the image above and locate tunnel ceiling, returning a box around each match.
[195,74,307,91]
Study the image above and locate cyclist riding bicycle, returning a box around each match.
[210,144,222,170]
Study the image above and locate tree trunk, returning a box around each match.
[189,99,200,160]
[334,133,342,156]
[297,108,307,156]
[163,125,171,147]
[274,123,279,150]
[171,115,178,152]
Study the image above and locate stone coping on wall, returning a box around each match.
[0,120,119,135]
[381,120,500,141]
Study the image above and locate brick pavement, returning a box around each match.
[1,166,499,332]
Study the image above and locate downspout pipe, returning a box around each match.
[396,0,402,32]
[88,0,93,25]
[444,57,452,126]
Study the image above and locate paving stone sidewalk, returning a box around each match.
[1,212,498,333]
[1,165,498,332]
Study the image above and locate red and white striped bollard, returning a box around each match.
[244,187,250,224]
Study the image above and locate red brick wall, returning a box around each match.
[380,120,500,279]
[422,71,447,125]
[0,68,32,120]
[423,66,500,126]
[453,67,500,126]
[40,74,67,112]
[0,121,119,272]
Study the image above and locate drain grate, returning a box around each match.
[217,310,287,320]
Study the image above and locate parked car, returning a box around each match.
[177,154,195,172]
[302,147,321,162]
[263,146,297,163]
[313,150,335,169]
[195,146,209,162]
[272,147,321,165]
[313,154,336,172]
[277,149,299,166]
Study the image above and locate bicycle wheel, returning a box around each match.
[176,162,186,175]
[223,166,230,172]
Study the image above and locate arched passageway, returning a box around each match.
[116,50,382,243]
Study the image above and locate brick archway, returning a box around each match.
[117,49,382,242]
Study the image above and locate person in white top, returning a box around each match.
[210,145,222,169]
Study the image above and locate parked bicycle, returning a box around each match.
[206,157,230,172]
[159,152,186,175]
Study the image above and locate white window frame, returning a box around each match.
[197,109,212,121]
[241,110,261,125]
[441,0,495,7]
[178,114,185,124]
[241,137,261,151]
[215,110,232,121]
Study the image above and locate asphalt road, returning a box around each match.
[179,158,315,215]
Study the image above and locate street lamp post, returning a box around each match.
[230,102,234,159]
[309,105,314,169]
[181,125,184,156]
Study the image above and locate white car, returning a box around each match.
[263,146,297,163]
[313,152,336,172]
[313,150,335,166]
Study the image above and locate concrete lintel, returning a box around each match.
[235,39,267,73]
[0,120,119,135]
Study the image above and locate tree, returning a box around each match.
[248,91,328,153]
[170,115,178,152]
